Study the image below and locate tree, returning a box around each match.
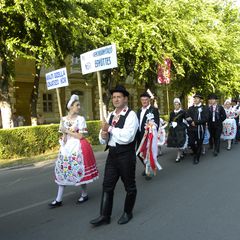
[82,0,240,101]
[13,0,88,124]
[0,1,29,128]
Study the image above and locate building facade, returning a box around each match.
[4,56,172,127]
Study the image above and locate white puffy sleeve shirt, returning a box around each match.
[99,108,139,146]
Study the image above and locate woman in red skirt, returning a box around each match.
[49,94,99,208]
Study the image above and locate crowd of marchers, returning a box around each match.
[47,86,240,227]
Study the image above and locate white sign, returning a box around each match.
[80,44,118,75]
[45,67,69,90]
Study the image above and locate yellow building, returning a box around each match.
[8,56,171,126]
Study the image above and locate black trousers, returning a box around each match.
[235,118,240,141]
[188,129,204,161]
[208,124,222,152]
[103,147,137,195]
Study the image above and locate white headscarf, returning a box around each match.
[224,99,231,106]
[173,98,181,104]
[67,94,79,110]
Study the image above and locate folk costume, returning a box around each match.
[157,118,168,156]
[136,113,162,177]
[222,99,237,150]
[90,85,139,226]
[55,116,99,186]
[49,95,98,208]
[157,118,168,147]
[232,100,240,142]
[208,94,226,156]
[187,94,209,164]
[136,92,159,177]
[167,98,188,162]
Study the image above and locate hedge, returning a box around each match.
[0,120,101,159]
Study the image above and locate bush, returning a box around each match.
[0,120,101,159]
[85,120,101,145]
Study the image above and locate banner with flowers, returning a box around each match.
[157,58,171,84]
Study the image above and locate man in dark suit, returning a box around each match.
[136,92,159,178]
[187,93,209,164]
[208,94,226,156]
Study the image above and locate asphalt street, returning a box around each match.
[0,142,240,240]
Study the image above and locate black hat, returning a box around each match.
[193,92,203,99]
[140,92,151,98]
[208,93,218,100]
[110,85,129,97]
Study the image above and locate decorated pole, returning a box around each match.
[157,58,171,115]
[166,84,170,116]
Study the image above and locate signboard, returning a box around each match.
[45,67,69,90]
[80,44,118,75]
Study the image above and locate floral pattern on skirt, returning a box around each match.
[222,118,237,140]
[55,138,98,186]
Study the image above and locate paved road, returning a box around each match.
[0,143,240,240]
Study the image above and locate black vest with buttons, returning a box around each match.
[105,108,136,153]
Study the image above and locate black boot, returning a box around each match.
[90,191,113,226]
[118,191,136,225]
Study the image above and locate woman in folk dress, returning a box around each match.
[222,99,238,150]
[167,98,188,162]
[49,95,99,208]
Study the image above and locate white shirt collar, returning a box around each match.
[194,103,202,107]
[141,104,151,111]
[174,108,182,113]
[113,106,129,116]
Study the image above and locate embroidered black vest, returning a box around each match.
[105,108,136,153]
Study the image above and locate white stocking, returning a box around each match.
[177,149,181,159]
[228,139,231,149]
[56,185,65,202]
[81,184,88,197]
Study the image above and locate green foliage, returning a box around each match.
[0,120,101,159]
[160,114,169,122]
[0,124,59,159]
[85,120,101,145]
[1,0,240,107]
[82,0,240,97]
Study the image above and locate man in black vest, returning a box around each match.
[187,93,209,164]
[90,85,139,226]
[208,94,226,156]
[232,99,240,143]
[136,92,159,178]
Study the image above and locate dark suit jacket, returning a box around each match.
[187,104,209,131]
[208,104,226,127]
[136,106,159,147]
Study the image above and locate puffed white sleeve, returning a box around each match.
[110,111,139,145]
[78,116,88,133]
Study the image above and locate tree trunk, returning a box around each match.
[0,57,13,129]
[30,62,41,126]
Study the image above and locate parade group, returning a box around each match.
[48,85,240,227]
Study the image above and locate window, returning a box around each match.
[43,93,53,112]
